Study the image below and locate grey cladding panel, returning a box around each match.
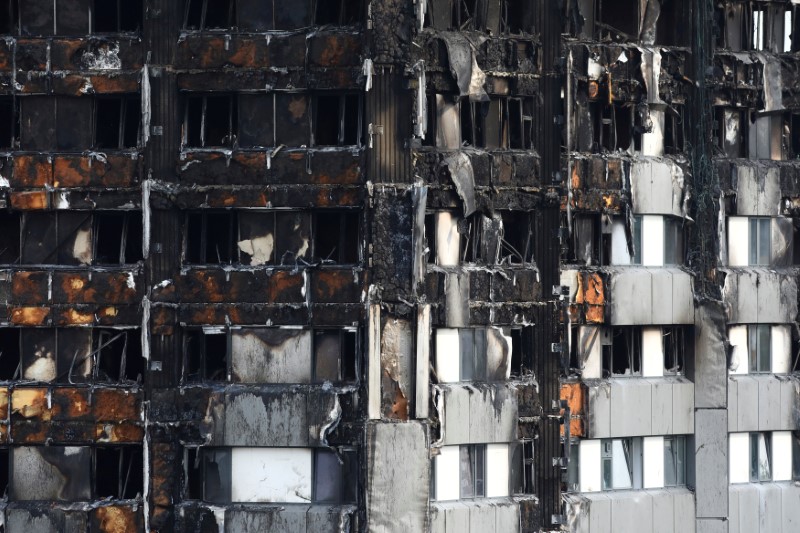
[694,302,728,409]
[757,377,780,431]
[610,379,652,437]
[694,409,728,518]
[651,490,676,533]
[651,380,674,435]
[469,383,518,443]
[608,270,652,325]
[651,269,673,325]
[223,391,308,446]
[695,519,727,533]
[673,490,696,532]
[672,380,695,435]
[441,385,470,444]
[587,382,611,439]
[735,378,758,432]
[225,508,307,533]
[469,502,496,532]
[366,422,429,533]
[781,484,800,532]
[610,492,652,533]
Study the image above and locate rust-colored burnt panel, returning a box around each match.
[10,420,49,443]
[0,39,11,70]
[11,388,50,420]
[178,151,266,185]
[49,38,144,71]
[308,34,363,67]
[181,305,229,325]
[150,306,176,333]
[560,382,585,417]
[58,307,96,325]
[93,389,140,421]
[47,421,96,443]
[89,74,140,94]
[176,35,269,69]
[11,306,51,325]
[51,74,95,96]
[53,155,91,187]
[10,191,49,210]
[310,152,363,185]
[15,39,48,70]
[96,422,145,443]
[0,387,8,419]
[150,442,179,507]
[585,305,604,324]
[267,271,305,303]
[51,388,92,420]
[91,505,143,533]
[12,271,49,304]
[576,272,604,306]
[178,270,228,303]
[0,424,7,443]
[312,270,362,303]
[12,154,53,187]
[53,271,140,304]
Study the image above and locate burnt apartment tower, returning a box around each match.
[0,1,558,532]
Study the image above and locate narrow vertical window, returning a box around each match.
[664,435,686,487]
[749,217,771,265]
[750,432,772,482]
[632,215,642,265]
[748,325,771,374]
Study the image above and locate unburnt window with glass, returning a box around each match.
[750,432,772,482]
[663,436,686,487]
[601,437,643,490]
[184,327,358,384]
[432,443,513,501]
[434,327,514,383]
[749,217,771,265]
[185,447,357,504]
[662,326,686,375]
[184,210,359,266]
[748,324,771,374]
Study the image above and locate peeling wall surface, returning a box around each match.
[2,1,798,533]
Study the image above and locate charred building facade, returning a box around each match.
[0,1,797,533]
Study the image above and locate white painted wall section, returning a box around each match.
[231,448,312,503]
[435,445,460,501]
[643,436,665,488]
[610,219,632,265]
[579,439,602,492]
[772,431,793,481]
[435,329,460,383]
[728,325,748,375]
[642,327,664,377]
[641,215,664,266]
[771,325,791,374]
[729,433,750,484]
[728,217,749,266]
[436,212,460,266]
[486,444,510,497]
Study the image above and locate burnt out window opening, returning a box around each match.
[0,210,20,264]
[183,327,358,384]
[94,212,144,264]
[183,94,237,148]
[186,447,357,504]
[425,94,533,149]
[663,105,685,153]
[9,445,143,501]
[314,0,364,25]
[314,329,358,382]
[423,0,531,34]
[92,0,143,33]
[662,326,685,375]
[603,327,642,377]
[94,446,145,499]
[313,94,362,147]
[0,328,142,384]
[18,211,143,266]
[714,107,748,158]
[95,97,141,149]
[185,210,360,266]
[0,95,17,148]
[184,0,236,30]
[425,211,534,265]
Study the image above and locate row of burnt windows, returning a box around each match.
[185,210,360,266]
[0,96,140,151]
[0,446,143,501]
[184,0,363,31]
[182,93,362,149]
[423,0,533,35]
[425,211,536,266]
[0,328,142,384]
[582,101,685,155]
[0,210,360,267]
[713,108,800,160]
[182,327,358,384]
[423,94,534,150]
[0,211,142,266]
[0,0,142,35]
[0,93,363,151]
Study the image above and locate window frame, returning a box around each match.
[182,94,238,149]
[662,326,686,376]
[183,0,237,31]
[750,431,772,482]
[600,437,642,490]
[311,93,363,147]
[459,443,486,499]
[747,324,771,374]
[748,217,771,265]
[663,435,686,487]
